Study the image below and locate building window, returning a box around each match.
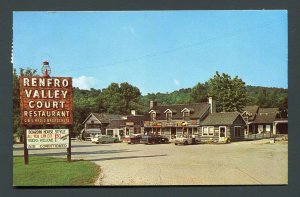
[107,130,113,136]
[166,112,172,121]
[266,125,271,132]
[150,112,156,121]
[183,111,190,121]
[202,126,214,136]
[234,126,242,137]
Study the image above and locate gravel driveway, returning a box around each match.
[13,140,288,185]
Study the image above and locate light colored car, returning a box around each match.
[92,135,118,144]
[175,135,200,145]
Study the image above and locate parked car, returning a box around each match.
[157,135,169,144]
[127,134,142,144]
[85,137,93,141]
[140,135,169,144]
[175,135,200,145]
[92,135,118,144]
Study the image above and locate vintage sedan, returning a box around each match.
[92,135,118,144]
[127,134,142,144]
[174,135,199,145]
[140,135,169,144]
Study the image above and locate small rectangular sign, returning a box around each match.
[19,76,73,125]
[26,129,69,149]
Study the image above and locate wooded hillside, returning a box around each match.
[13,69,287,136]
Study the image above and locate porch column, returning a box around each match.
[246,124,249,135]
[273,122,277,135]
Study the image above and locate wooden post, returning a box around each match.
[23,129,29,165]
[67,126,71,162]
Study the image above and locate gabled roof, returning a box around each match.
[241,105,259,121]
[200,112,244,126]
[258,108,279,114]
[82,113,126,124]
[149,102,210,120]
[106,119,127,129]
[242,105,259,114]
[253,108,278,124]
[126,115,145,125]
[181,107,195,113]
[164,108,177,113]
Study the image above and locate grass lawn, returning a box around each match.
[13,156,101,186]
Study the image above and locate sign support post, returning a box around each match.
[67,125,71,162]
[23,128,29,165]
[19,61,73,165]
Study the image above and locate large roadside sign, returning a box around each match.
[26,129,69,149]
[19,76,73,125]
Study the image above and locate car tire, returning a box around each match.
[184,141,188,145]
[175,143,178,145]
[114,139,118,143]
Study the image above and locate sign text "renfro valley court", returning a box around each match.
[20,77,73,125]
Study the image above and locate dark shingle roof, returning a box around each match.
[242,105,259,121]
[82,113,126,124]
[126,115,145,126]
[253,108,278,124]
[150,102,210,120]
[107,119,127,129]
[92,113,126,122]
[242,105,259,114]
[200,112,242,126]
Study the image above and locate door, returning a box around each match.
[219,126,226,142]
[171,127,176,139]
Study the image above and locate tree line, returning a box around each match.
[13,69,288,137]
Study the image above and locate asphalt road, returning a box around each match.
[13,140,288,185]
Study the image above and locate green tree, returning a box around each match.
[101,82,141,114]
[257,89,269,107]
[190,82,208,103]
[120,82,141,112]
[207,71,247,112]
[278,95,288,118]
[13,68,38,138]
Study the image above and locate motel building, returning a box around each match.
[241,106,288,135]
[81,111,144,140]
[143,98,215,139]
[199,112,247,142]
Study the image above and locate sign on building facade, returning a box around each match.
[26,129,69,149]
[19,76,73,125]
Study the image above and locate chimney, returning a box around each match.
[208,96,216,113]
[131,110,136,116]
[150,100,157,109]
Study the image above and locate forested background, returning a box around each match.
[13,69,288,137]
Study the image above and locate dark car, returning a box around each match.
[140,135,169,144]
[128,134,142,144]
[157,135,169,144]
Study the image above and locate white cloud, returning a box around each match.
[173,79,180,86]
[73,76,97,90]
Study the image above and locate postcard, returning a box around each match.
[12,10,288,186]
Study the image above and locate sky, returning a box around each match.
[13,11,287,95]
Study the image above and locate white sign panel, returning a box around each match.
[26,129,69,149]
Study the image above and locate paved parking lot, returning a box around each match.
[13,140,288,185]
